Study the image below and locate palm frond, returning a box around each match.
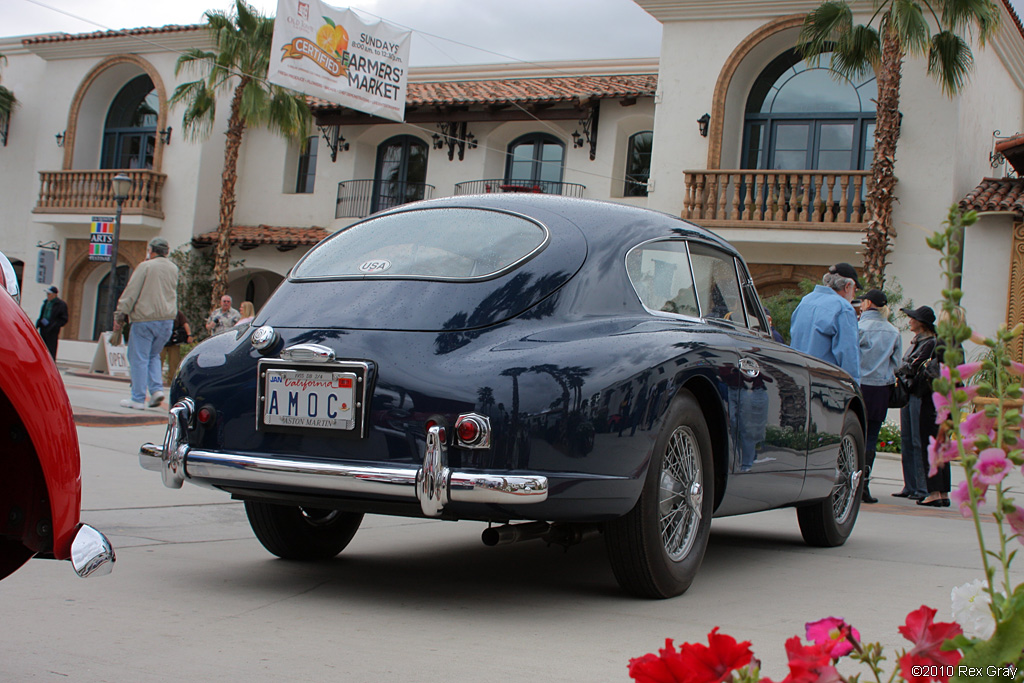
[941,0,1000,45]
[0,85,16,118]
[174,81,218,141]
[174,48,217,77]
[265,89,313,143]
[798,1,855,62]
[928,30,973,95]
[892,0,930,54]
[832,24,882,78]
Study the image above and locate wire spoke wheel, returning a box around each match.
[659,426,703,561]
[830,434,858,525]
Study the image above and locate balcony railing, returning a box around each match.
[683,170,872,230]
[336,179,435,219]
[34,169,166,218]
[453,178,586,198]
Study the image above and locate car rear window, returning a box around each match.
[292,207,548,280]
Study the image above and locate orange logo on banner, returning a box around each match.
[280,37,346,77]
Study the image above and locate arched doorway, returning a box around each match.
[93,264,130,339]
[373,135,428,213]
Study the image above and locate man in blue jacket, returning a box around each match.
[790,262,861,385]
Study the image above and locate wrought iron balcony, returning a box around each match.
[34,169,166,218]
[683,170,871,230]
[453,179,586,198]
[336,179,435,219]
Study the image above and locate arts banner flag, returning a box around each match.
[269,0,411,122]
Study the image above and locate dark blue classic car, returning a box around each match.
[141,195,864,598]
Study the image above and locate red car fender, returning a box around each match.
[0,291,81,560]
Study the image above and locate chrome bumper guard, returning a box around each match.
[70,524,115,578]
[139,400,548,518]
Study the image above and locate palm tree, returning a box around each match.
[169,0,310,308]
[0,54,15,140]
[798,0,999,288]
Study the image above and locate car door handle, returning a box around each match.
[738,357,760,378]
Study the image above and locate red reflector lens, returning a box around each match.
[425,419,438,433]
[457,418,479,444]
[197,407,214,424]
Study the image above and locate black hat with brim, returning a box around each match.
[901,305,936,329]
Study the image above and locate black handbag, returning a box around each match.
[166,324,187,346]
[889,376,910,409]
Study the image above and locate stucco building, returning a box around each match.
[2,0,1024,362]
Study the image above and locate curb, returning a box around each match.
[73,409,167,427]
[66,369,131,384]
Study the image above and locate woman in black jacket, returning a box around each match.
[893,306,937,501]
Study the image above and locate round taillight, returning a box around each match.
[457,418,480,444]
[425,418,438,432]
[197,406,215,425]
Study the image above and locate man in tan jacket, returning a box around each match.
[114,237,179,409]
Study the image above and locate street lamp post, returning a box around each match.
[106,173,132,332]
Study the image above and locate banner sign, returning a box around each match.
[89,217,116,262]
[269,0,411,123]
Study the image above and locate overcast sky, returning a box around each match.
[1,0,663,66]
[3,0,1024,67]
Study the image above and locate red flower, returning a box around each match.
[898,606,963,682]
[676,628,754,683]
[628,631,753,683]
[628,639,685,683]
[780,637,842,683]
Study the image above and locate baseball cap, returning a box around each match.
[149,237,169,251]
[862,288,887,307]
[828,262,863,289]
[46,285,58,294]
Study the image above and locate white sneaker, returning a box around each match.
[120,399,146,410]
[149,391,165,407]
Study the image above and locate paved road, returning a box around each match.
[1,418,1018,682]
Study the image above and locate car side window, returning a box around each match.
[737,261,768,335]
[625,240,699,317]
[688,244,747,326]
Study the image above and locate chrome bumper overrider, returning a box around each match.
[70,524,115,578]
[139,400,548,518]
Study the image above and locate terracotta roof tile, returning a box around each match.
[309,73,657,110]
[21,24,204,45]
[960,177,1024,218]
[192,226,329,248]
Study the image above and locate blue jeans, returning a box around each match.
[900,395,927,496]
[127,319,173,403]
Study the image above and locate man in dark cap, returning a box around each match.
[857,288,902,503]
[789,262,862,384]
[36,285,69,360]
[114,237,179,410]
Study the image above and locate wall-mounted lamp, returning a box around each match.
[431,133,444,150]
[697,113,710,138]
[159,126,172,145]
[55,131,66,147]
[571,130,584,149]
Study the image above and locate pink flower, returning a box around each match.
[951,481,982,519]
[933,391,951,424]
[1010,361,1024,377]
[1007,506,1024,545]
[959,411,995,440]
[927,437,960,477]
[975,448,1012,485]
[971,474,990,499]
[956,362,984,380]
[805,617,860,658]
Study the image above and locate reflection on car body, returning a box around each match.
[140,195,864,598]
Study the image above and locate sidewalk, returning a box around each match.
[59,361,169,427]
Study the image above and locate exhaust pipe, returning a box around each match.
[481,521,601,548]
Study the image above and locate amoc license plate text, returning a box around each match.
[263,369,356,430]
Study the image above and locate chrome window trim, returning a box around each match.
[289,206,551,284]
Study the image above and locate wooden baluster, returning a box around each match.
[851,175,863,222]
[741,174,752,220]
[755,174,766,222]
[824,174,836,222]
[771,174,783,221]
[800,174,811,221]
[684,173,694,219]
[730,174,740,220]
[838,174,850,223]
[786,174,797,222]
[705,174,717,219]
[718,174,730,218]
[812,174,823,222]
[695,174,707,219]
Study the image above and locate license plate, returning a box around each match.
[262,368,358,431]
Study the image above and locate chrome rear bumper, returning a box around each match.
[139,400,548,518]
[70,524,115,578]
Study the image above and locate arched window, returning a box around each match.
[100,75,158,170]
[373,135,428,213]
[296,135,318,193]
[742,49,876,171]
[505,133,564,192]
[624,131,653,197]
